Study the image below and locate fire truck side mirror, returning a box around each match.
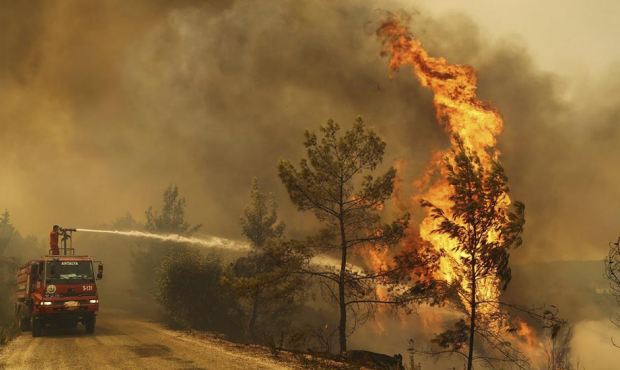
[97,263,103,280]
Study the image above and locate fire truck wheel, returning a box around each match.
[31,319,42,337]
[84,317,95,334]
[19,317,31,331]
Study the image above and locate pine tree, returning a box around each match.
[278,117,408,353]
[422,137,525,369]
[224,178,304,342]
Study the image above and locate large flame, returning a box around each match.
[376,17,506,311]
[377,20,503,153]
[369,16,548,365]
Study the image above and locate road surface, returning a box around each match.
[0,311,305,370]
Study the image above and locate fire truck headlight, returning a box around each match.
[40,301,52,306]
[89,299,98,304]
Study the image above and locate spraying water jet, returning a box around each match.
[75,228,251,251]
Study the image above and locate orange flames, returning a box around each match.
[377,19,503,154]
[516,319,537,347]
[364,16,547,363]
[376,17,508,311]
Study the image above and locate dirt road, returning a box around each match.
[0,311,301,370]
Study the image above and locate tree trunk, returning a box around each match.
[249,291,260,341]
[337,174,348,355]
[467,258,476,370]
[338,215,347,355]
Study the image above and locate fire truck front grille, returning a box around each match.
[53,292,93,297]
[53,306,89,312]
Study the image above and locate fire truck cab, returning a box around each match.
[15,228,103,337]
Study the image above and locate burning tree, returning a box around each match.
[278,118,409,354]
[421,139,526,369]
[375,16,554,369]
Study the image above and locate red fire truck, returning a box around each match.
[15,228,103,337]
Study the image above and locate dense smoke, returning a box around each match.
[1,0,619,365]
[0,0,616,260]
[1,0,618,262]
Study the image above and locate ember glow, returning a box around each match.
[516,319,537,347]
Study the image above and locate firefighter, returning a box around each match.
[50,225,60,255]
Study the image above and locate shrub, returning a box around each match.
[157,247,244,338]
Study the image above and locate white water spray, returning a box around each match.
[76,228,251,251]
[311,255,366,274]
[76,228,365,271]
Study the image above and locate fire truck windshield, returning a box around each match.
[46,261,94,283]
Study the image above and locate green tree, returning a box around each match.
[0,209,41,261]
[223,178,304,343]
[0,210,15,256]
[145,185,201,234]
[240,178,285,249]
[133,185,201,295]
[278,118,408,354]
[0,210,29,343]
[0,210,15,327]
[157,248,243,336]
[421,138,526,370]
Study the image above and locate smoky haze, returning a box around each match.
[2,0,618,263]
[2,0,620,367]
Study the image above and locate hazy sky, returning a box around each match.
[421,0,620,75]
